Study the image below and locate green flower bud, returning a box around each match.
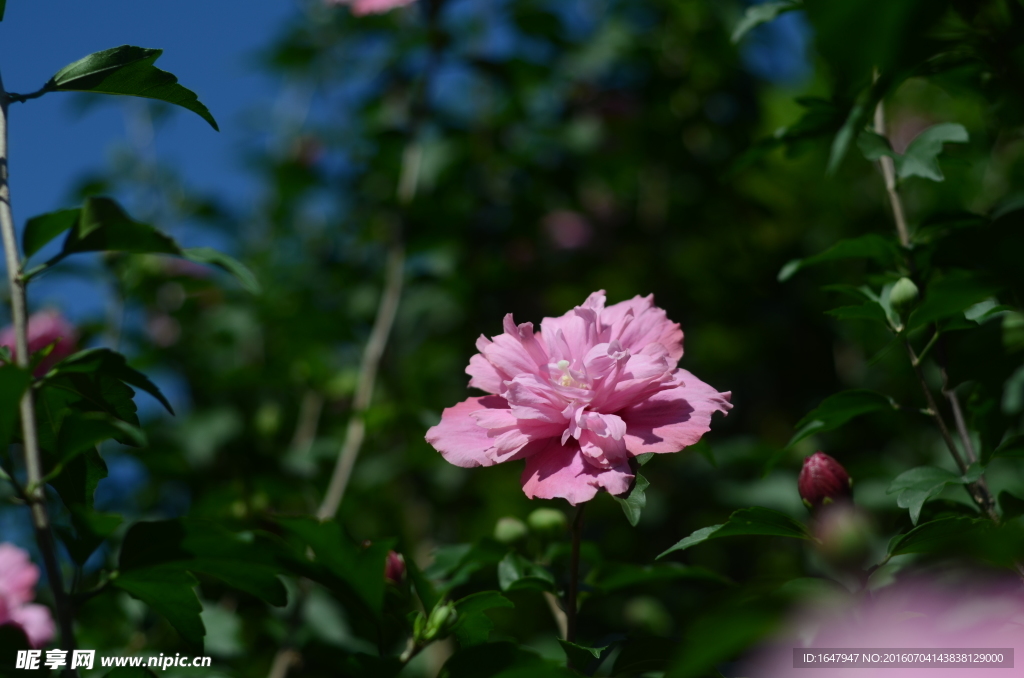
[423,601,457,641]
[493,517,529,544]
[889,277,920,317]
[526,508,568,538]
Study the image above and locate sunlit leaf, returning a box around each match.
[658,507,810,559]
[787,389,895,447]
[22,208,78,259]
[896,123,968,181]
[613,472,649,526]
[887,465,977,525]
[51,45,218,130]
[182,247,261,295]
[731,1,801,43]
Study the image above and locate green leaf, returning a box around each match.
[558,640,610,674]
[887,516,983,557]
[666,601,780,678]
[658,507,810,559]
[113,566,205,648]
[276,517,389,616]
[0,0,6,22]
[451,591,514,647]
[0,366,31,451]
[731,1,800,43]
[908,271,1000,331]
[439,642,573,678]
[985,434,1024,465]
[590,562,731,593]
[856,130,896,161]
[22,208,79,259]
[613,473,649,527]
[612,638,677,676]
[55,507,122,566]
[778,234,900,282]
[895,123,968,182]
[51,46,218,130]
[497,552,555,593]
[49,448,107,511]
[52,348,173,414]
[57,411,145,460]
[403,545,441,612]
[182,247,261,294]
[62,197,181,258]
[886,465,974,525]
[825,302,890,325]
[788,389,895,447]
[120,520,287,608]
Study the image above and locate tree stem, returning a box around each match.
[566,504,584,645]
[872,98,911,248]
[0,72,77,659]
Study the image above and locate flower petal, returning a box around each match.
[9,603,55,649]
[520,439,634,505]
[425,396,514,468]
[621,369,732,455]
[602,294,683,364]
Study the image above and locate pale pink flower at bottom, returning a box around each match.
[742,575,1024,677]
[425,291,732,505]
[0,309,78,376]
[0,544,55,648]
[326,0,416,16]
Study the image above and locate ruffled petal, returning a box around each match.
[520,439,634,505]
[425,396,514,468]
[9,603,55,649]
[601,294,683,364]
[466,351,503,394]
[621,369,732,455]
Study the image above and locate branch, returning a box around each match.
[0,74,78,665]
[6,82,54,104]
[872,96,911,248]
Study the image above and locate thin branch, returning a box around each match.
[288,390,323,455]
[565,504,584,645]
[0,73,78,664]
[872,97,911,248]
[6,82,54,105]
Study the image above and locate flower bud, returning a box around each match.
[798,452,852,511]
[385,550,406,584]
[493,517,529,544]
[422,601,457,641]
[889,277,919,317]
[526,508,568,538]
[812,504,873,569]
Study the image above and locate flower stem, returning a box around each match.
[0,72,78,663]
[566,504,585,645]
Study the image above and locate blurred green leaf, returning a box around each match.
[666,601,780,678]
[612,637,676,676]
[51,46,218,130]
[114,565,205,648]
[896,123,968,181]
[497,552,555,593]
[788,389,895,447]
[49,447,107,510]
[590,562,731,592]
[887,465,977,525]
[403,545,441,612]
[41,412,145,487]
[182,247,261,294]
[778,234,900,282]
[999,491,1024,520]
[558,640,611,674]
[60,197,181,258]
[56,507,122,566]
[452,591,514,647]
[52,347,173,414]
[908,271,1000,331]
[731,2,800,43]
[439,642,574,678]
[982,434,1024,465]
[826,302,890,325]
[22,208,79,259]
[857,130,895,161]
[0,366,31,451]
[613,472,649,526]
[658,507,810,559]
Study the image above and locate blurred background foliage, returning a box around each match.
[4,0,1024,675]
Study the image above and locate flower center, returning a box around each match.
[552,359,588,389]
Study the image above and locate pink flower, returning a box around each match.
[0,310,78,376]
[385,551,406,584]
[0,544,55,648]
[425,291,731,505]
[798,452,852,511]
[326,0,416,16]
[743,575,1024,677]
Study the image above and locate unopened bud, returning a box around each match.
[813,504,873,569]
[493,517,529,544]
[385,550,406,584]
[798,452,852,511]
[526,508,567,538]
[889,277,919,317]
[422,601,457,641]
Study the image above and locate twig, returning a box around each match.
[543,592,568,639]
[566,504,585,645]
[872,96,910,248]
[0,74,78,664]
[6,82,54,105]
[288,390,323,456]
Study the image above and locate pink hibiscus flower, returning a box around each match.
[326,0,416,16]
[426,291,731,505]
[0,309,78,376]
[0,544,55,648]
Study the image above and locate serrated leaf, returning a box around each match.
[43,412,145,486]
[896,123,968,181]
[614,473,649,527]
[51,46,218,130]
[62,197,181,258]
[787,389,895,448]
[658,507,810,559]
[497,552,555,593]
[887,466,978,525]
[0,366,31,451]
[182,247,261,294]
[52,348,173,414]
[731,1,800,43]
[451,591,514,647]
[778,234,900,282]
[22,208,79,259]
[114,566,205,648]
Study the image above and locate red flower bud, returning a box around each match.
[385,550,405,584]
[798,452,852,510]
